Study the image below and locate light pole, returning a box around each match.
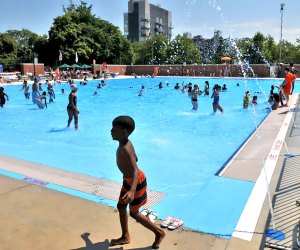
[279,3,285,63]
[151,43,154,65]
[32,45,36,77]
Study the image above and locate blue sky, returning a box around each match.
[0,0,299,43]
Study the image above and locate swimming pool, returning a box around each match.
[1,77,299,236]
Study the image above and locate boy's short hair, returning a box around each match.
[285,67,290,72]
[113,116,135,135]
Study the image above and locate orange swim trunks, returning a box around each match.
[118,169,147,212]
[283,87,291,96]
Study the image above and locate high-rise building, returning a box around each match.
[183,32,192,39]
[124,0,173,42]
[193,30,229,63]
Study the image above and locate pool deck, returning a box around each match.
[0,92,300,249]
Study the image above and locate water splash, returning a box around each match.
[206,0,279,236]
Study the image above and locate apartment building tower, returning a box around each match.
[124,0,173,42]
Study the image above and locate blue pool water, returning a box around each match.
[1,77,299,237]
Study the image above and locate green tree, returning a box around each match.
[48,1,132,66]
[131,41,145,64]
[212,37,226,64]
[5,29,41,64]
[247,32,266,64]
[146,35,168,64]
[130,35,168,65]
[281,40,300,64]
[0,34,18,70]
[168,35,201,64]
[263,35,278,63]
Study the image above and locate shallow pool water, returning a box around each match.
[1,77,299,236]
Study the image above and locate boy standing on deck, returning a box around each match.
[111,116,165,249]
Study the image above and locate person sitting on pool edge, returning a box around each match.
[267,93,280,110]
[110,116,165,249]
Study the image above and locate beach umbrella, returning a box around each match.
[59,63,71,69]
[221,56,232,61]
[70,64,81,69]
[81,64,92,69]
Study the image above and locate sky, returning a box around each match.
[0,0,299,43]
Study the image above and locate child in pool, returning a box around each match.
[0,87,9,107]
[243,91,250,109]
[36,91,47,109]
[251,95,258,104]
[211,84,224,114]
[138,85,145,96]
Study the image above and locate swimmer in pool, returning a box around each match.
[211,84,224,114]
[22,80,30,99]
[243,91,250,109]
[36,91,47,109]
[138,85,145,96]
[0,87,9,107]
[189,84,202,110]
[67,84,79,129]
[32,77,39,104]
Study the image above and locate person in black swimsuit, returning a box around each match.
[0,87,9,107]
[67,84,79,129]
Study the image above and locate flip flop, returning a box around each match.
[141,208,151,217]
[167,218,184,230]
[148,211,158,223]
[161,216,176,228]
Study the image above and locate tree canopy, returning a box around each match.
[168,35,201,64]
[0,0,300,70]
[0,34,18,71]
[47,1,132,66]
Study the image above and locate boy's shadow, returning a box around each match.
[71,233,119,250]
[71,232,152,250]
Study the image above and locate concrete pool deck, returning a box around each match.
[0,93,299,249]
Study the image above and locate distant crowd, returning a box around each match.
[0,64,297,129]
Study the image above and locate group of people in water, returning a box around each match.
[135,66,297,114]
[18,77,106,129]
[0,65,297,130]
[267,67,297,110]
[0,78,80,129]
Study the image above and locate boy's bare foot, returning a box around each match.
[152,230,166,249]
[111,237,130,246]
